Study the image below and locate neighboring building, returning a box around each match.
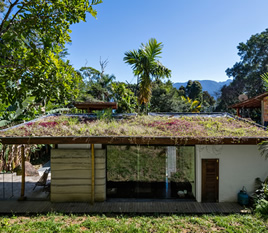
[73,102,117,113]
[1,113,268,204]
[229,92,268,126]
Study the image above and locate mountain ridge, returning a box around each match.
[173,79,232,98]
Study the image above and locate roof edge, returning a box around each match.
[0,136,267,145]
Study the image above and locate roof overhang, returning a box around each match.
[229,92,268,109]
[73,102,118,111]
[0,136,267,145]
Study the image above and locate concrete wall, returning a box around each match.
[196,145,268,202]
[51,147,106,202]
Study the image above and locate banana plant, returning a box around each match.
[181,96,202,113]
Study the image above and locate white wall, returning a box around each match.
[196,145,268,202]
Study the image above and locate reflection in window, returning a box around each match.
[107,146,195,199]
[168,146,195,198]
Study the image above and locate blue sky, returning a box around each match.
[66,0,268,84]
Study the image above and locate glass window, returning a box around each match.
[107,146,195,199]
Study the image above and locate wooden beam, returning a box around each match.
[1,136,268,145]
[74,102,118,111]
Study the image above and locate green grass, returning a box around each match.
[0,214,267,232]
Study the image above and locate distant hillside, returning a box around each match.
[173,79,232,99]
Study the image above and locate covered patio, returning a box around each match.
[0,170,50,201]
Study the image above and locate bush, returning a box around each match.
[255,199,268,215]
[253,177,268,215]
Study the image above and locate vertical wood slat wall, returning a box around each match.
[51,149,106,202]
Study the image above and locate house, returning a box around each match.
[229,92,268,126]
[1,112,268,204]
[73,102,117,113]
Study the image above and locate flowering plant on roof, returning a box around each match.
[1,115,268,139]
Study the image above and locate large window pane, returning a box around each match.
[168,146,195,198]
[107,146,195,199]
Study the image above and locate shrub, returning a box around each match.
[255,199,268,215]
[253,177,268,215]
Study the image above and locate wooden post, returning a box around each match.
[19,145,26,201]
[236,108,241,117]
[91,144,95,204]
[2,145,5,199]
[2,144,6,172]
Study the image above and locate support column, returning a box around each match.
[19,145,26,201]
[262,96,268,126]
[91,144,95,204]
[236,108,240,117]
[2,145,6,199]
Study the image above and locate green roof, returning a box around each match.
[1,113,267,138]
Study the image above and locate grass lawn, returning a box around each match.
[0,213,267,232]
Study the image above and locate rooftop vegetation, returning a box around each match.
[1,115,268,138]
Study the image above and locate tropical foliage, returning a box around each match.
[253,176,268,215]
[180,97,201,113]
[0,0,102,121]
[150,80,183,112]
[150,80,213,113]
[124,38,171,111]
[77,60,115,102]
[1,4,268,125]
[216,28,268,117]
[111,82,137,113]
[257,73,268,161]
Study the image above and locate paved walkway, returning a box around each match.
[0,200,246,214]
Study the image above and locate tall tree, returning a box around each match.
[202,91,215,112]
[188,81,203,101]
[112,82,137,113]
[77,59,115,102]
[123,38,171,111]
[0,1,6,13]
[150,80,202,113]
[215,82,242,113]
[186,80,193,97]
[217,28,268,113]
[178,85,186,97]
[150,80,177,112]
[0,0,102,112]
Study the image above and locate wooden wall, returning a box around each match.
[51,149,106,202]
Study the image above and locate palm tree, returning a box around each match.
[124,38,171,111]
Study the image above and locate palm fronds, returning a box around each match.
[124,38,171,106]
[259,141,268,160]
